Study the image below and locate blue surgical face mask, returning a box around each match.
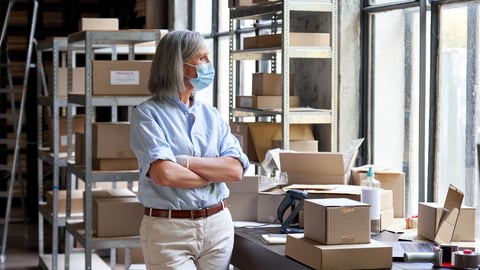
[184,62,215,91]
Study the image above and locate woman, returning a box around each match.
[129,30,249,270]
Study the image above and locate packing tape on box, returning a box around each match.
[454,249,480,269]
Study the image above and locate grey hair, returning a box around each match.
[148,30,204,100]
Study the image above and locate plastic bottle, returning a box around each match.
[361,166,381,234]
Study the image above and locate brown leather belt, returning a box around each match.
[144,199,227,219]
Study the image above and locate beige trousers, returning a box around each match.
[140,208,234,270]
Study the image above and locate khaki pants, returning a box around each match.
[140,208,234,270]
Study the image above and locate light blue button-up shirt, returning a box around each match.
[130,96,249,210]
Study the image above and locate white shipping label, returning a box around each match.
[110,70,140,85]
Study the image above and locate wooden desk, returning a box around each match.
[231,226,451,270]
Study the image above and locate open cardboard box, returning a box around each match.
[417,184,465,244]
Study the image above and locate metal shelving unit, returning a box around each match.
[229,0,338,151]
[36,37,106,270]
[63,29,164,270]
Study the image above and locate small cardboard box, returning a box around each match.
[46,67,85,97]
[417,185,464,244]
[46,115,85,153]
[285,234,392,270]
[271,140,318,152]
[418,202,475,242]
[117,247,144,264]
[229,122,258,162]
[380,207,394,231]
[252,73,294,96]
[80,18,119,31]
[226,176,262,221]
[290,33,330,47]
[74,132,84,165]
[304,198,370,245]
[92,122,135,159]
[248,123,314,163]
[243,36,257,49]
[351,166,405,218]
[93,197,144,237]
[45,189,84,215]
[280,152,347,185]
[228,0,254,8]
[380,189,393,211]
[235,95,300,110]
[92,158,138,171]
[257,33,330,48]
[92,61,151,96]
[257,188,290,223]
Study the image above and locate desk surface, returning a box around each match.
[232,226,452,270]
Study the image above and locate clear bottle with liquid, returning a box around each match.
[361,166,381,234]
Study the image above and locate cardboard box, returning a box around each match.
[380,207,394,231]
[252,73,294,96]
[74,132,84,165]
[243,36,257,49]
[228,0,254,8]
[227,176,261,221]
[280,152,347,185]
[285,234,392,270]
[351,166,405,218]
[45,189,84,215]
[230,122,258,162]
[417,185,464,244]
[290,33,330,47]
[418,202,476,242]
[257,188,290,223]
[92,158,138,171]
[117,247,144,264]
[257,33,330,48]
[288,185,363,228]
[271,140,318,152]
[92,122,135,159]
[46,67,85,97]
[46,115,85,153]
[235,95,300,110]
[287,184,362,202]
[248,123,314,163]
[93,197,144,237]
[80,18,119,31]
[380,189,393,211]
[304,198,370,245]
[92,61,151,96]
[84,188,136,213]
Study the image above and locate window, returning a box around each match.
[363,0,479,230]
[436,2,479,208]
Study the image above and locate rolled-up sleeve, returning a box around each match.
[130,106,175,178]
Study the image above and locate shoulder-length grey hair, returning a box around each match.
[148,30,204,100]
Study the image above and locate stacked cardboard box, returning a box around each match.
[230,122,317,163]
[243,33,330,49]
[87,189,143,237]
[90,122,138,170]
[46,114,85,153]
[236,73,299,110]
[350,165,406,218]
[285,198,392,270]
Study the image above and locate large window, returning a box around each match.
[436,2,479,207]
[368,7,429,215]
[363,0,479,231]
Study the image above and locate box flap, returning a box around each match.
[280,152,345,185]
